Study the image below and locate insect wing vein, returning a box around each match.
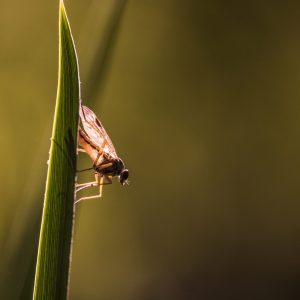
[80,105,118,159]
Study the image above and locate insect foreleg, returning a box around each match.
[76,167,94,173]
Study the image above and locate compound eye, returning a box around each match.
[120,169,129,185]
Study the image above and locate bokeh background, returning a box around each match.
[1,0,300,299]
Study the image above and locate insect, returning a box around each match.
[75,104,129,203]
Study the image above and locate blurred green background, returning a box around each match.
[1,0,300,299]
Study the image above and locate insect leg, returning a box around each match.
[75,173,99,193]
[77,148,86,153]
[75,175,103,203]
[104,175,112,184]
[75,183,98,193]
[75,175,112,204]
[76,167,94,173]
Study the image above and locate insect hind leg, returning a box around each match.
[75,175,112,204]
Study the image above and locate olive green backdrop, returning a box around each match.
[1,0,300,299]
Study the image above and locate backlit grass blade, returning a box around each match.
[33,1,80,299]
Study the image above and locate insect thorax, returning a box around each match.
[95,157,125,177]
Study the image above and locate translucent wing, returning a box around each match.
[79,105,118,159]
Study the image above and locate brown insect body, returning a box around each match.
[78,105,129,186]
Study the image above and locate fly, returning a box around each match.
[75,104,129,203]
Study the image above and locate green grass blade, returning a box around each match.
[33,1,80,299]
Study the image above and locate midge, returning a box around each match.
[75,104,129,203]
